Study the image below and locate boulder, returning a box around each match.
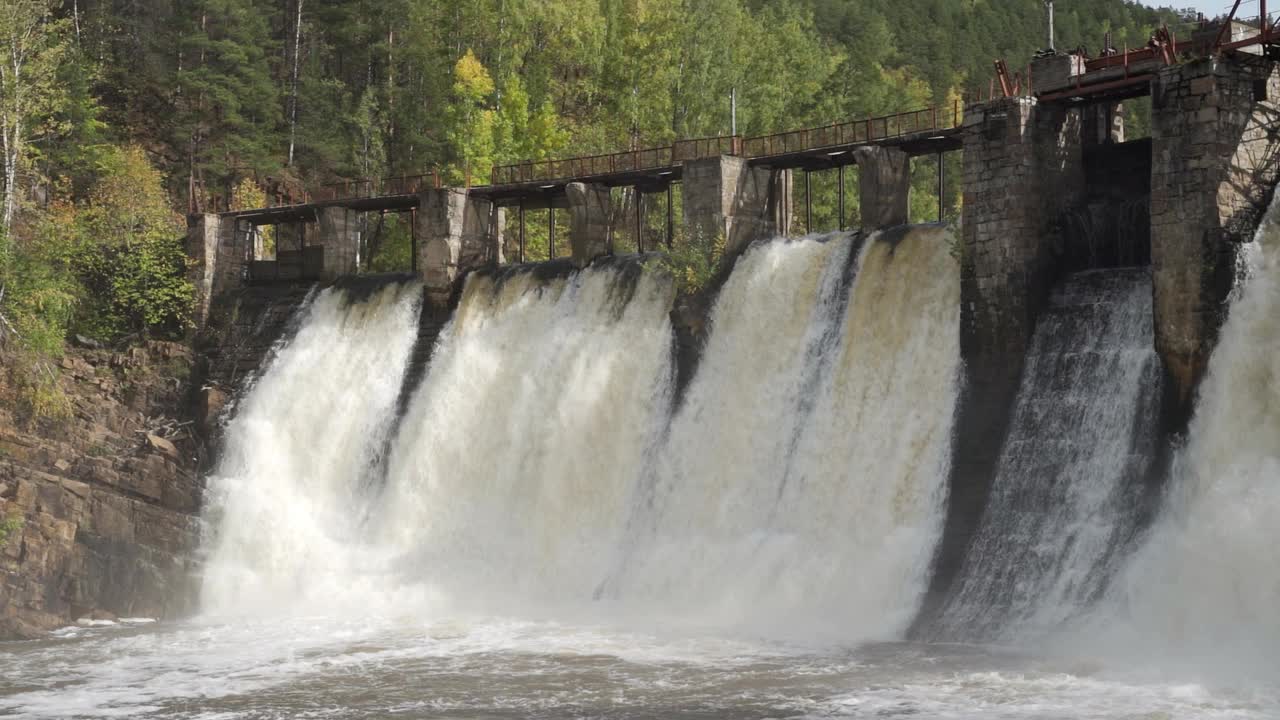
[144,434,180,462]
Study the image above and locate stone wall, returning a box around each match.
[1150,55,1280,418]
[960,97,1084,362]
[0,343,203,638]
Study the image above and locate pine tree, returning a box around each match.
[173,0,282,210]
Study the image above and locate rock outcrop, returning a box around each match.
[0,342,202,638]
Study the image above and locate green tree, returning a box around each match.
[0,0,69,248]
[173,0,282,209]
[445,49,497,185]
[73,146,191,338]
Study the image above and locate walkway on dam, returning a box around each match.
[223,103,964,226]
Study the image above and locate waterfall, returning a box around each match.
[200,281,423,615]
[608,228,960,642]
[1081,199,1280,679]
[198,228,961,644]
[934,268,1162,642]
[376,260,678,613]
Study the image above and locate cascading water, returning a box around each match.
[199,228,960,641]
[607,228,961,642]
[1078,198,1280,681]
[376,260,678,612]
[934,268,1162,642]
[200,280,424,616]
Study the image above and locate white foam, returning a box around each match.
[1073,193,1280,685]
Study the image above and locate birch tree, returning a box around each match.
[0,0,66,252]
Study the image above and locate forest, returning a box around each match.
[0,0,1191,415]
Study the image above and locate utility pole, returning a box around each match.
[1045,1,1055,52]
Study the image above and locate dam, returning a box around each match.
[2,12,1279,719]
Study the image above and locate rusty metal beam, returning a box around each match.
[666,184,674,248]
[1036,73,1154,103]
[1216,0,1246,49]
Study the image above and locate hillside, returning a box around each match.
[48,1,1187,205]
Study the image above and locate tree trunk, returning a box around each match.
[287,0,303,166]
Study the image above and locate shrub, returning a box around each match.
[0,511,22,547]
[656,228,725,296]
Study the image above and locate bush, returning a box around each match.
[73,146,192,338]
[0,145,192,420]
[656,229,724,296]
[0,511,22,547]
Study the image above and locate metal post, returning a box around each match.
[837,165,846,231]
[548,200,555,259]
[410,209,418,272]
[1045,1,1055,52]
[666,183,674,248]
[937,152,945,222]
[804,170,812,232]
[518,204,526,263]
[635,189,644,254]
[731,87,737,136]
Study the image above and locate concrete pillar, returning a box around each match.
[186,214,221,326]
[566,182,612,266]
[316,206,361,279]
[417,188,501,299]
[960,96,1084,362]
[854,146,911,228]
[682,155,790,257]
[772,169,794,238]
[1150,56,1280,418]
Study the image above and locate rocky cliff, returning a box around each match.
[0,342,202,638]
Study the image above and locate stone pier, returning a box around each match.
[315,206,361,279]
[682,155,790,257]
[1150,55,1280,418]
[566,182,612,266]
[186,213,242,326]
[960,97,1084,362]
[854,146,911,228]
[417,189,503,300]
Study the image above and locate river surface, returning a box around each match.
[2,617,1275,719]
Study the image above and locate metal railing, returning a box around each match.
[672,135,743,161]
[316,172,443,202]
[489,105,961,187]
[491,145,676,185]
[741,104,962,159]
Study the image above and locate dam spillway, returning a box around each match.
[199,227,961,642]
[4,218,1278,717]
